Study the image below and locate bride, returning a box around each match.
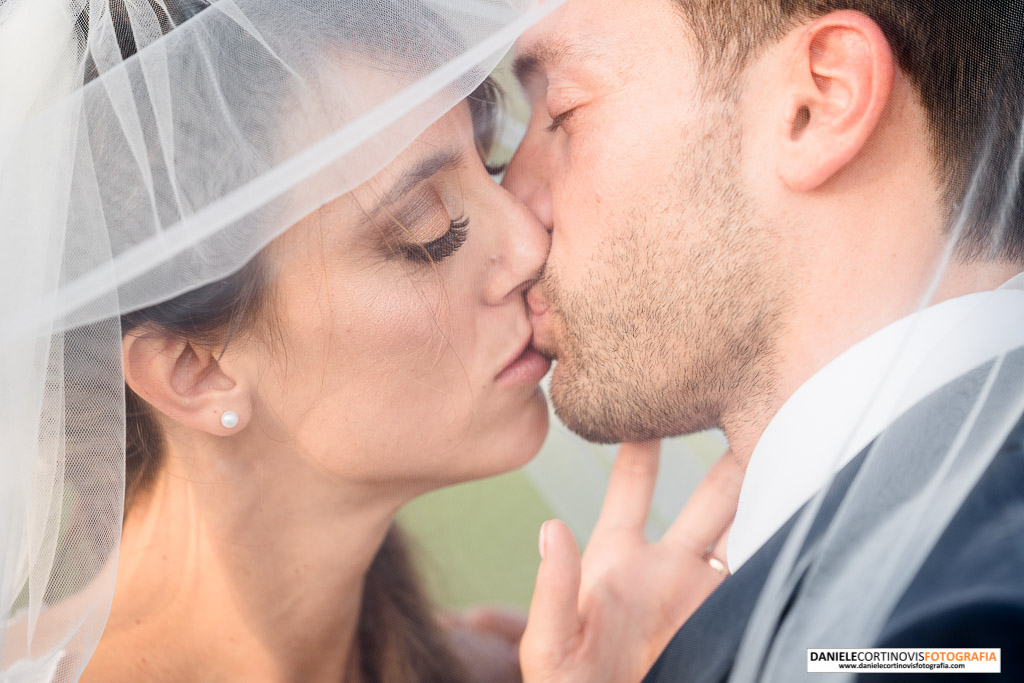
[88,82,549,682]
[0,0,563,681]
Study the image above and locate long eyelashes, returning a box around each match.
[400,216,470,263]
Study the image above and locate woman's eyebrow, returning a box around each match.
[364,148,464,220]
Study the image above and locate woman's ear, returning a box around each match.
[777,10,894,191]
[122,328,253,436]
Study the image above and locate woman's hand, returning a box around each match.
[520,442,743,683]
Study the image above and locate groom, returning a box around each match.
[504,0,1024,681]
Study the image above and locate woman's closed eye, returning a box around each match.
[374,186,471,265]
[399,215,470,263]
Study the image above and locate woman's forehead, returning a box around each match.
[273,102,475,250]
[338,103,474,209]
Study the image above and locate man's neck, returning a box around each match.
[721,258,1022,471]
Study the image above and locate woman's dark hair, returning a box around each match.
[100,0,511,680]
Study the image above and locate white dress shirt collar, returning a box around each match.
[727,278,1024,572]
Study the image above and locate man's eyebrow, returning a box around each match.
[513,41,590,86]
[363,147,463,220]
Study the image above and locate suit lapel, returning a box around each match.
[644,446,869,683]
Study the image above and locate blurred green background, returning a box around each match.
[400,469,553,609]
[399,403,726,610]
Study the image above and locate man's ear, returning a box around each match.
[123,328,253,436]
[777,10,894,191]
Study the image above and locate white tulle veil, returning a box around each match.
[4,0,1024,681]
[0,1,563,680]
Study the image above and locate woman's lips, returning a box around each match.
[495,285,556,386]
[496,330,551,384]
[496,344,552,384]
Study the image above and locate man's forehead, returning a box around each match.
[513,33,607,86]
[514,39,578,82]
[513,0,653,87]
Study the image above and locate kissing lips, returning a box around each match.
[497,334,552,385]
[526,286,558,359]
[526,284,550,316]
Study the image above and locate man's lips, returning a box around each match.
[526,286,551,316]
[526,288,558,359]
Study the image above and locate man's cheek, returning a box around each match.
[555,182,609,257]
[568,145,620,210]
[547,218,588,279]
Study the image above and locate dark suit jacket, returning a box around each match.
[646,356,1024,682]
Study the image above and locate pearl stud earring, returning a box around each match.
[220,410,239,429]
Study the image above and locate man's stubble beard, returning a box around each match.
[543,107,784,444]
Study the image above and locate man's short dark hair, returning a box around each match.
[676,1,1024,261]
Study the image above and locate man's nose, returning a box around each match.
[503,144,554,232]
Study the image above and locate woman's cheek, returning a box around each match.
[334,277,475,429]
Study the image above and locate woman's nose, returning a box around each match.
[484,190,551,305]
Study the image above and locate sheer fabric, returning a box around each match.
[0,1,562,680]
[3,1,1024,682]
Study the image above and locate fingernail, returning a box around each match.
[539,520,550,559]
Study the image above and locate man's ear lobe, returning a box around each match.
[122,329,252,436]
[777,10,894,192]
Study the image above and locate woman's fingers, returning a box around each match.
[662,450,743,557]
[445,623,523,683]
[593,440,661,537]
[522,520,583,674]
[463,605,528,644]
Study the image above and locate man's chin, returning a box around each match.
[546,363,619,444]
[547,360,685,444]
